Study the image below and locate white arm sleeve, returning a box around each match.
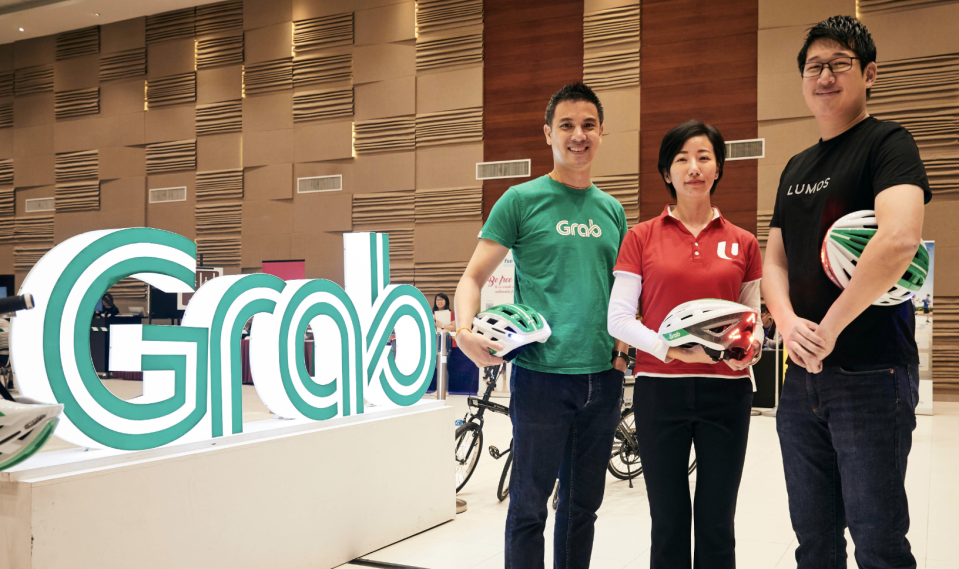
[607,271,670,363]
[739,279,761,312]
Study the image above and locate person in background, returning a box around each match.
[607,119,762,569]
[761,304,780,349]
[763,16,930,568]
[98,293,120,318]
[432,293,456,333]
[922,294,931,323]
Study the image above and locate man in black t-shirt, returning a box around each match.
[762,16,930,569]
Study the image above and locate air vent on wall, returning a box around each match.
[26,198,57,213]
[25,197,55,212]
[476,159,531,180]
[725,139,765,161]
[149,187,188,203]
[297,175,342,193]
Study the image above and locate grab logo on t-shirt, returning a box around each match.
[556,219,602,238]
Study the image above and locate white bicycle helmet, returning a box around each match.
[0,398,63,471]
[822,210,929,307]
[472,303,552,357]
[659,299,762,362]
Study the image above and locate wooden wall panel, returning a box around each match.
[640,0,757,233]
[147,72,197,108]
[197,34,244,70]
[244,58,293,95]
[483,0,584,218]
[99,48,147,82]
[416,0,483,35]
[146,8,196,45]
[15,65,54,96]
[294,13,354,55]
[196,0,244,35]
[56,26,99,61]
[0,0,483,298]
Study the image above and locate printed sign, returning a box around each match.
[480,250,514,310]
[914,240,934,415]
[11,229,436,451]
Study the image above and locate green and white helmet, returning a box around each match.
[0,398,62,471]
[472,303,551,357]
[821,210,929,306]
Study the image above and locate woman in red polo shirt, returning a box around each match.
[607,120,762,569]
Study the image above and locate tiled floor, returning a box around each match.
[27,380,958,569]
[344,394,959,569]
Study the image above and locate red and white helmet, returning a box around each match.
[659,299,762,362]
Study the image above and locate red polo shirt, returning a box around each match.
[613,205,762,378]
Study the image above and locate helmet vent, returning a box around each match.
[0,430,22,446]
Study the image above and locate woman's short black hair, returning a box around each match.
[797,15,877,98]
[657,120,726,199]
[433,293,450,312]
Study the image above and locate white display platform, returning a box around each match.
[0,400,455,569]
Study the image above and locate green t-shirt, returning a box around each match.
[480,175,628,374]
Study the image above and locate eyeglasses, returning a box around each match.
[802,56,860,78]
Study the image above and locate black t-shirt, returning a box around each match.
[770,117,932,367]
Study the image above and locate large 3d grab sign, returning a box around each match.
[10,228,436,451]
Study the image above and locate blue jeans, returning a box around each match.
[505,365,624,569]
[777,364,919,569]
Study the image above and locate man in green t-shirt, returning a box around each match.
[454,83,629,569]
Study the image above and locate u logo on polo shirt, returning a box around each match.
[717,241,739,260]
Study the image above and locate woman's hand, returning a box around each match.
[726,338,761,371]
[665,345,717,365]
[456,329,505,368]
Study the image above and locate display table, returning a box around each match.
[0,401,455,569]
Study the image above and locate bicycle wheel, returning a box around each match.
[688,446,697,476]
[454,422,483,493]
[608,409,643,480]
[496,452,512,502]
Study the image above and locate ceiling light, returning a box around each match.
[18,28,23,32]
[94,13,99,16]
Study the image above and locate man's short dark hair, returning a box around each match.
[657,120,726,199]
[545,83,604,127]
[797,15,877,98]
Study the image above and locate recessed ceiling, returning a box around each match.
[0,0,223,44]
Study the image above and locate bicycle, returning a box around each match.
[454,364,510,493]
[608,376,697,487]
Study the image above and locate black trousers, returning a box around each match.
[633,375,753,569]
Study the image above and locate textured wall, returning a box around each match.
[639,0,757,233]
[858,0,959,399]
[482,0,584,219]
[0,0,486,302]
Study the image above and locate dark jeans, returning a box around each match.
[632,375,754,569]
[505,365,624,569]
[777,364,919,569]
